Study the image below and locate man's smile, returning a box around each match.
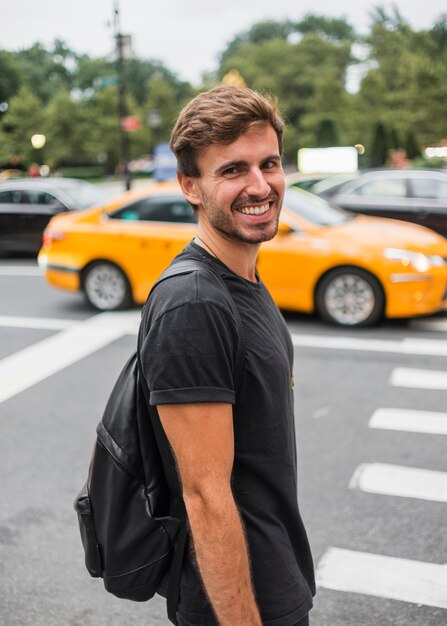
[237,203,270,216]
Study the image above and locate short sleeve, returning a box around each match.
[140,300,238,406]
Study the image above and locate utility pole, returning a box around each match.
[113,1,131,190]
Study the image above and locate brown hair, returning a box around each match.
[170,85,285,177]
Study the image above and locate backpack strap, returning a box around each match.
[137,258,247,625]
[150,259,246,388]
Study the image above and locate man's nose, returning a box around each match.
[245,167,271,198]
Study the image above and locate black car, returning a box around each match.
[317,169,447,237]
[0,177,108,255]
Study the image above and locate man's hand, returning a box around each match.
[157,402,262,626]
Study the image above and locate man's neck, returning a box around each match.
[195,227,260,283]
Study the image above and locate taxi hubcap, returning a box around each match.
[85,264,127,310]
[324,274,375,325]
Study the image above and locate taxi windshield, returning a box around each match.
[284,187,353,226]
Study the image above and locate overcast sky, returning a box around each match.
[1,0,446,84]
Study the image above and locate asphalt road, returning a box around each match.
[1,259,446,626]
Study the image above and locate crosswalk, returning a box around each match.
[316,548,447,610]
[316,357,447,611]
[391,367,447,390]
[369,407,447,436]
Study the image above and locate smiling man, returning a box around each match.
[139,86,315,626]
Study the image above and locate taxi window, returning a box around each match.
[111,197,197,223]
[351,178,407,197]
[411,178,447,200]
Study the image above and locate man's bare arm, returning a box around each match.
[157,402,262,626]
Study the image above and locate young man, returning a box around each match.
[139,86,315,626]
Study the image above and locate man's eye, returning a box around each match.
[262,160,276,169]
[223,167,239,176]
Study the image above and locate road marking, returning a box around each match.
[350,463,447,502]
[0,311,139,405]
[369,408,447,436]
[391,368,447,390]
[0,315,75,330]
[316,547,447,609]
[0,266,42,276]
[291,334,447,356]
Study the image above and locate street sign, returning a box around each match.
[93,76,119,89]
[121,116,141,132]
[153,143,177,181]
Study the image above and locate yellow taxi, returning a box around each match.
[38,183,447,327]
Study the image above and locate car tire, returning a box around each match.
[315,267,384,327]
[83,262,133,311]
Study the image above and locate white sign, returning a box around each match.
[298,147,358,173]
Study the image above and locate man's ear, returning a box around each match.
[177,173,201,206]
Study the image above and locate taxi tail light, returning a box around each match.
[43,230,67,248]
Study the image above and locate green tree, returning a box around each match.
[370,122,389,166]
[0,51,22,104]
[125,59,191,106]
[14,41,76,103]
[44,90,89,168]
[316,118,339,147]
[144,76,183,150]
[220,20,297,64]
[389,127,401,150]
[356,8,447,151]
[2,86,46,164]
[82,87,121,172]
[405,129,421,159]
[296,14,356,42]
[76,55,113,92]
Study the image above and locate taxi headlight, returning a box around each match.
[383,248,445,272]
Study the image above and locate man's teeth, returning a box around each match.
[239,203,269,215]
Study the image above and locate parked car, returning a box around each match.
[38,183,447,327]
[318,169,447,237]
[0,177,108,255]
[285,171,358,194]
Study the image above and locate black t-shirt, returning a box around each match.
[140,241,315,626]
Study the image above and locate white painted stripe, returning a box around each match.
[350,463,447,502]
[0,266,42,276]
[0,311,140,405]
[0,315,75,330]
[369,408,447,436]
[403,338,447,356]
[391,368,447,390]
[291,333,447,356]
[316,547,447,609]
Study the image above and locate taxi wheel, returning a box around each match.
[83,262,133,311]
[315,267,384,327]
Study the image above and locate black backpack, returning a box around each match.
[74,259,245,625]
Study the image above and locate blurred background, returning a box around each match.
[1,4,447,626]
[1,1,446,184]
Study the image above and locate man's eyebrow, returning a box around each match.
[261,154,282,164]
[214,154,281,175]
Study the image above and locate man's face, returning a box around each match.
[181,124,285,245]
